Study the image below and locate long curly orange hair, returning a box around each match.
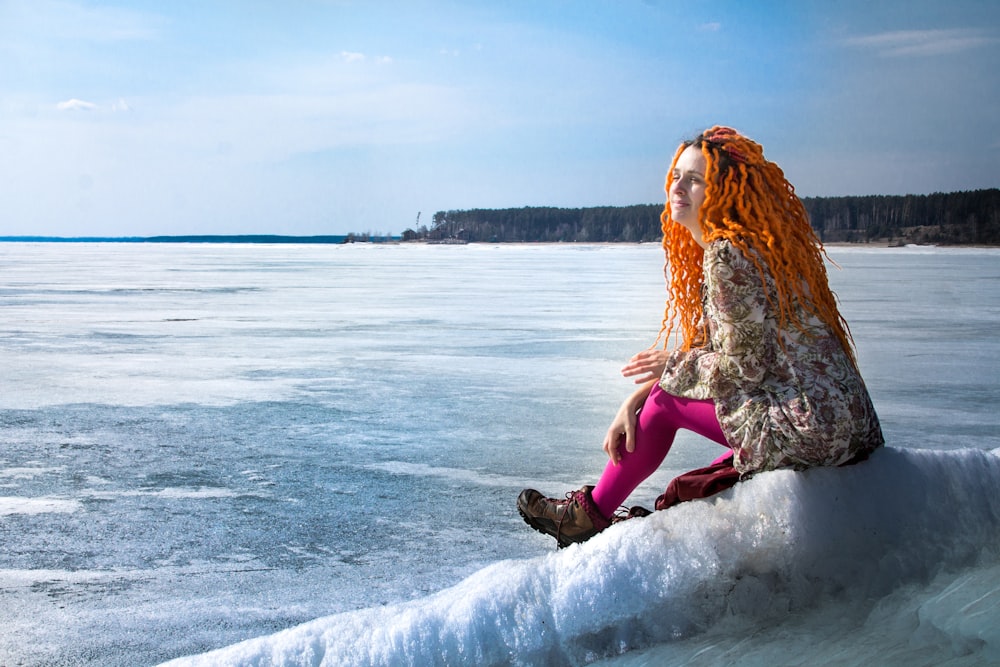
[657,126,856,364]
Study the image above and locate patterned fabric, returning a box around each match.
[659,239,884,475]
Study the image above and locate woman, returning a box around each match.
[518,126,884,548]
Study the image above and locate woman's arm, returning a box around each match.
[656,241,773,399]
[602,379,657,465]
[703,243,770,388]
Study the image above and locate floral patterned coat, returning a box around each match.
[659,239,884,475]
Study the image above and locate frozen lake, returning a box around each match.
[1,242,999,666]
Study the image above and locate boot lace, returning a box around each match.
[611,504,653,524]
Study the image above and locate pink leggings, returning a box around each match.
[591,384,731,518]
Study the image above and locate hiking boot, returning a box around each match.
[516,485,611,548]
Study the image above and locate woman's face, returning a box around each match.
[669,145,708,246]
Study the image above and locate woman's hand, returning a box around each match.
[603,381,656,465]
[621,348,669,385]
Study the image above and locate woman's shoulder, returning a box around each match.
[704,238,773,289]
[705,237,749,266]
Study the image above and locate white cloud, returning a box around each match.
[54,97,133,112]
[336,51,391,65]
[843,28,997,57]
[699,22,722,32]
[56,98,97,111]
[339,51,366,63]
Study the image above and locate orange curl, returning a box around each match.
[655,126,857,366]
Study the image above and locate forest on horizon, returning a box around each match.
[399,189,1000,245]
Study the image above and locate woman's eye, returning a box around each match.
[673,172,701,185]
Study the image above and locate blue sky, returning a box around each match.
[1,0,998,237]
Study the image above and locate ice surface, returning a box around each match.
[2,242,999,666]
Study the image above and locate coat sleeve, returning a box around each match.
[703,242,772,389]
[659,241,774,398]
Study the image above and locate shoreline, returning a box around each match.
[1,237,997,249]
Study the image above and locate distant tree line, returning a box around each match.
[803,190,1000,244]
[403,205,664,243]
[400,189,1000,245]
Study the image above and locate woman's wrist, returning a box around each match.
[629,380,656,409]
